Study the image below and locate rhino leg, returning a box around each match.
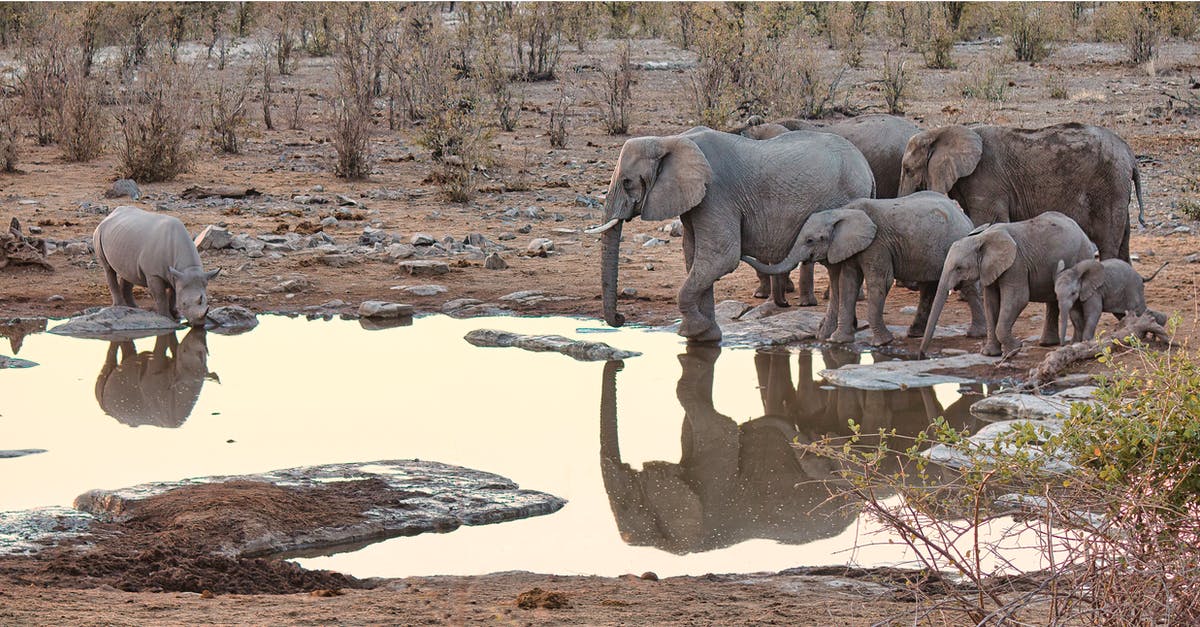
[104,266,124,307]
[148,276,175,319]
[120,280,136,307]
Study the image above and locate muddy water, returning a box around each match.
[2,314,1033,578]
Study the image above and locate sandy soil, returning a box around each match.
[1,28,1198,626]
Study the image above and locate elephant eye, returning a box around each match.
[805,237,814,244]
[622,178,633,190]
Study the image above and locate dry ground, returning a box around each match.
[1,31,1199,626]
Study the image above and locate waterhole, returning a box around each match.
[1,314,1030,578]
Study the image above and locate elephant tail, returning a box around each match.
[1133,163,1146,228]
[1141,261,1168,284]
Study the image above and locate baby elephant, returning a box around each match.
[1055,259,1167,342]
[743,191,986,345]
[93,206,219,326]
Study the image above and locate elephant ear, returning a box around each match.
[1079,261,1105,302]
[827,210,878,264]
[927,126,983,194]
[641,137,713,221]
[979,229,1018,286]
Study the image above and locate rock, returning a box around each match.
[0,507,95,556]
[663,219,684,237]
[899,305,918,315]
[715,308,827,347]
[526,238,554,256]
[230,234,266,256]
[714,300,752,322]
[358,301,414,318]
[0,448,46,458]
[0,355,38,368]
[819,354,998,390]
[484,252,508,270]
[47,295,64,303]
[969,386,1098,420]
[194,225,233,251]
[1174,226,1192,234]
[48,306,182,341]
[399,260,449,276]
[498,232,516,241]
[312,184,325,192]
[273,277,310,293]
[620,287,638,298]
[400,284,447,296]
[204,305,259,335]
[63,242,91,256]
[104,178,141,200]
[517,224,532,234]
[464,329,641,361]
[642,237,669,247]
[443,298,484,312]
[70,460,565,557]
[1186,253,1200,264]
[320,216,338,229]
[923,419,1074,474]
[320,254,359,268]
[499,290,543,303]
[385,243,416,260]
[411,233,436,246]
[574,194,601,208]
[360,227,392,246]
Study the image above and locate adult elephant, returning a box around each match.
[589,127,874,342]
[729,114,921,199]
[897,122,1145,261]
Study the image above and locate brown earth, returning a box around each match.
[1,30,1199,626]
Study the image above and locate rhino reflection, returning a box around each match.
[94,327,214,428]
[600,346,978,555]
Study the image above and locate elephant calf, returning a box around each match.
[743,191,986,346]
[921,212,1097,357]
[1055,259,1167,342]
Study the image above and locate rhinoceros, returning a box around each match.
[93,206,219,326]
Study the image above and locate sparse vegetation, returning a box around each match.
[591,41,635,135]
[419,102,494,202]
[116,57,194,183]
[205,71,253,154]
[959,53,1010,102]
[57,64,105,162]
[878,51,915,114]
[0,98,19,172]
[548,80,571,148]
[1001,2,1062,63]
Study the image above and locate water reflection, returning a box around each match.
[600,346,978,555]
[94,327,215,428]
[0,318,46,354]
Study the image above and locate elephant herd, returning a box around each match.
[593,115,1159,356]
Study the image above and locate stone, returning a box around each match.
[48,306,182,341]
[498,232,516,241]
[320,216,338,230]
[923,419,1074,474]
[194,225,233,251]
[620,287,638,298]
[63,242,91,256]
[715,309,827,347]
[411,233,436,246]
[574,194,601,208]
[663,219,684,237]
[526,238,554,256]
[714,300,752,322]
[517,224,532,234]
[0,507,95,556]
[385,243,416,260]
[320,254,359,268]
[442,298,484,313]
[969,386,1098,420]
[104,178,141,200]
[360,227,392,246]
[500,290,543,302]
[484,252,508,270]
[273,277,310,293]
[69,460,565,558]
[399,260,449,276]
[1186,253,1200,264]
[230,234,266,256]
[0,448,45,458]
[819,354,998,390]
[358,301,414,318]
[641,237,668,247]
[464,329,641,361]
[401,284,447,296]
[204,305,259,335]
[0,355,38,369]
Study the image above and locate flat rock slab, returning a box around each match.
[399,260,450,276]
[359,300,414,318]
[72,460,565,558]
[969,386,1098,421]
[819,353,998,390]
[49,306,182,341]
[0,507,95,556]
[204,305,259,335]
[0,449,46,458]
[465,329,641,361]
[718,309,827,347]
[0,355,37,368]
[924,418,1073,474]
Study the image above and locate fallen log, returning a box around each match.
[180,185,261,199]
[0,217,53,271]
[1023,311,1169,389]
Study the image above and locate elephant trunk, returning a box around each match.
[740,234,811,276]
[897,174,920,198]
[1058,297,1073,345]
[601,222,626,328]
[919,272,954,358]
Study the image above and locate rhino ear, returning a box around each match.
[641,136,712,222]
[205,268,220,280]
[827,210,877,265]
[979,229,1017,286]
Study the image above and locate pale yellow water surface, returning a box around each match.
[2,314,1053,578]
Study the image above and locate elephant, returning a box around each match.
[94,327,215,428]
[590,127,875,342]
[741,191,986,346]
[1055,258,1167,342]
[598,346,979,554]
[896,122,1145,262]
[920,212,1098,357]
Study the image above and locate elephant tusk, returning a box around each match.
[585,218,621,234]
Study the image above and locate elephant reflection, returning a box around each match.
[600,346,979,555]
[94,327,215,428]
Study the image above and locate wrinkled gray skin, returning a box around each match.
[921,212,1097,357]
[742,191,986,346]
[730,115,920,300]
[594,127,874,342]
[1055,259,1167,342]
[897,123,1145,262]
[93,206,219,326]
[94,328,213,428]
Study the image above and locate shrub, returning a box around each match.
[479,34,524,132]
[826,2,870,68]
[917,4,957,69]
[590,41,634,135]
[57,64,105,162]
[509,3,565,81]
[205,71,252,154]
[959,53,1010,102]
[548,81,570,148]
[779,44,848,119]
[329,55,373,179]
[385,7,455,124]
[1045,75,1069,100]
[1001,2,1062,63]
[17,25,69,146]
[418,102,494,203]
[0,98,19,172]
[116,59,194,183]
[878,51,915,114]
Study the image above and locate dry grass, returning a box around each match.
[115,58,195,183]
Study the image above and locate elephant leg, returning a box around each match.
[770,274,790,307]
[982,284,1002,356]
[864,267,894,346]
[818,264,840,340]
[995,281,1028,355]
[830,265,861,344]
[909,282,936,338]
[678,248,737,343]
[960,281,987,338]
[148,276,174,319]
[1068,305,1086,343]
[796,262,818,306]
[754,271,771,300]
[1039,301,1062,346]
[1081,298,1102,341]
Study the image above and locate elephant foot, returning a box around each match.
[829,330,856,344]
[679,317,722,343]
[966,323,987,338]
[753,288,769,299]
[1038,335,1061,347]
[870,330,895,346]
[906,325,925,338]
[1001,339,1023,355]
[981,340,1002,356]
[796,294,819,307]
[774,299,791,308]
[783,279,795,293]
[818,318,837,341]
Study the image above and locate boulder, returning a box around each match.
[969,387,1098,421]
[358,301,414,318]
[204,305,259,335]
[484,252,508,270]
[465,329,641,361]
[104,179,141,200]
[49,306,182,341]
[398,260,449,276]
[194,225,233,251]
[0,507,95,556]
[819,353,998,391]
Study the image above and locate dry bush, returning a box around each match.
[288,87,304,131]
[878,52,915,115]
[479,32,524,132]
[509,3,566,81]
[17,24,69,146]
[418,101,495,203]
[257,38,275,131]
[772,43,849,119]
[0,98,19,172]
[57,65,105,162]
[329,51,373,179]
[116,58,195,183]
[958,52,1010,102]
[1045,75,1069,100]
[685,4,746,127]
[205,70,253,154]
[825,2,870,68]
[999,2,1063,63]
[590,41,634,135]
[548,81,571,148]
[386,7,455,124]
[1097,2,1165,65]
[916,4,958,69]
